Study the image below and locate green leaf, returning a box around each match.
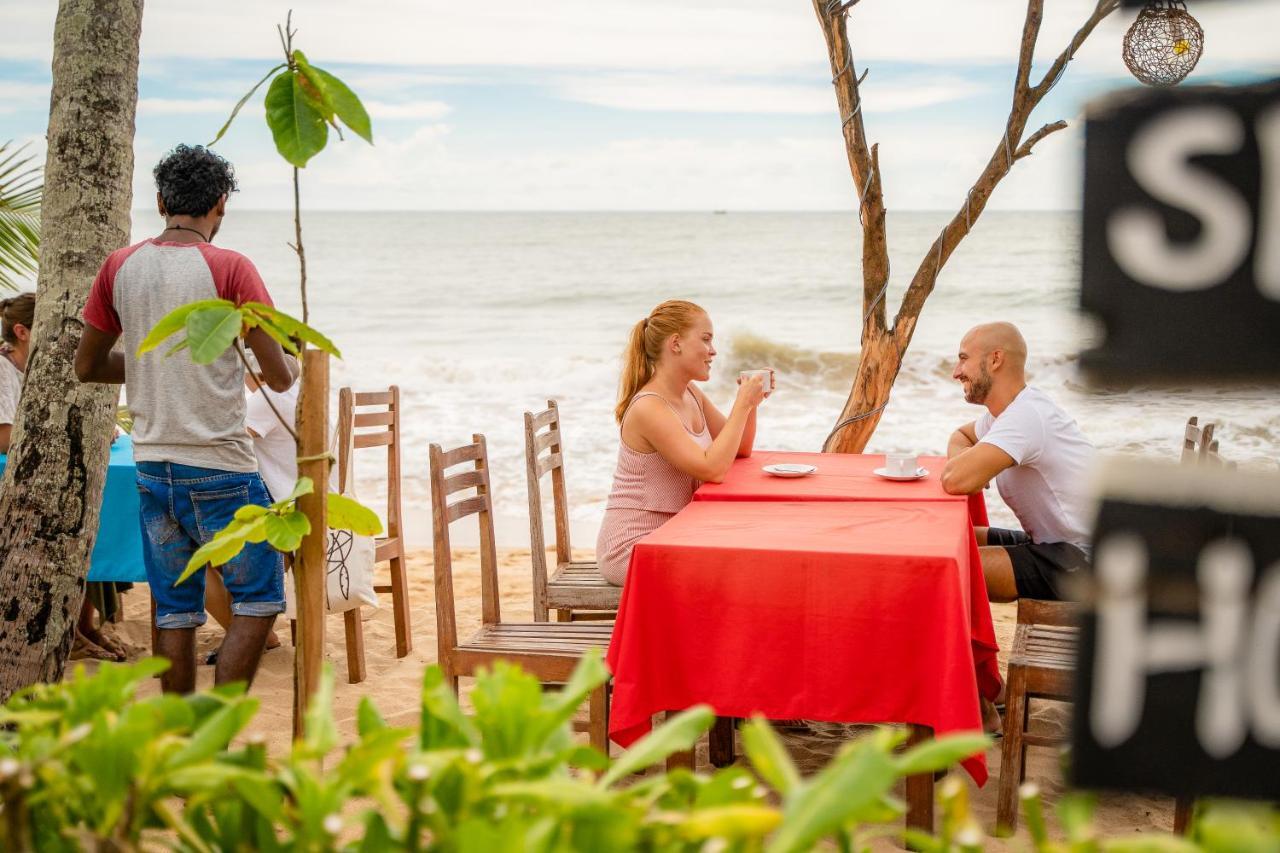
[264,510,311,552]
[420,665,480,749]
[0,141,42,291]
[599,705,714,789]
[242,302,341,358]
[185,305,244,364]
[234,504,270,523]
[136,299,234,356]
[527,648,609,748]
[310,65,373,144]
[327,492,383,536]
[208,64,288,147]
[291,51,337,126]
[741,716,801,796]
[894,732,990,776]
[767,731,901,853]
[165,699,260,770]
[299,663,337,758]
[356,697,386,736]
[264,70,328,168]
[179,513,270,582]
[678,805,782,840]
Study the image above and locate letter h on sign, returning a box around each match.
[1072,459,1280,800]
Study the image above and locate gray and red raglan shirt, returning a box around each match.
[83,239,275,473]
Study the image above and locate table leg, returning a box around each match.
[905,724,935,841]
[709,716,736,768]
[662,711,696,772]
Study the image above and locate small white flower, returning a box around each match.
[0,758,20,777]
[407,763,430,782]
[731,777,751,790]
[323,814,343,835]
[464,748,483,764]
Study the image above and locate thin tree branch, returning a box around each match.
[1015,120,1068,160]
[892,0,1119,344]
[1032,0,1121,102]
[812,0,890,336]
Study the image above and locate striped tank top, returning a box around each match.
[595,390,713,586]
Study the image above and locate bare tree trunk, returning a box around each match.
[815,0,1118,453]
[0,0,142,700]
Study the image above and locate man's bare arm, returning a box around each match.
[74,325,125,384]
[942,442,1016,495]
[947,422,978,459]
[244,328,296,392]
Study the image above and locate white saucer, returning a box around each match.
[763,463,817,478]
[872,466,929,481]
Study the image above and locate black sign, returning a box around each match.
[1072,459,1280,799]
[1080,79,1280,382]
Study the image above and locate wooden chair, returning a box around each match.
[524,400,621,621]
[430,434,612,750]
[1181,416,1216,464]
[335,386,411,683]
[997,599,1078,833]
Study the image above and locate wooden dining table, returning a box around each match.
[605,451,1002,833]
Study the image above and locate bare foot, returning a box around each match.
[71,631,125,662]
[76,625,125,655]
[266,630,281,650]
[981,697,1003,735]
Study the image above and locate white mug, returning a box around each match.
[739,369,774,394]
[886,453,918,477]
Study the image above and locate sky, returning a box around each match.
[1,0,1278,211]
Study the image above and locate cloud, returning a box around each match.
[138,97,234,115]
[0,81,49,113]
[555,72,987,114]
[365,100,451,120]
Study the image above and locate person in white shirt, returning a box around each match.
[204,350,299,661]
[941,322,1097,603]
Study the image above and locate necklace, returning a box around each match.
[161,223,210,242]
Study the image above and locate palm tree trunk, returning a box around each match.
[0,0,143,700]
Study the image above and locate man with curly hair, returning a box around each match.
[76,144,297,695]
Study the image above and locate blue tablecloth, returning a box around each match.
[0,434,146,583]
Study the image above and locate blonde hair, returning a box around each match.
[614,299,707,424]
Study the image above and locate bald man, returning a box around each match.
[941,322,1096,602]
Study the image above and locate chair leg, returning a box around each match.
[905,724,935,839]
[997,668,1029,835]
[389,550,412,658]
[289,618,297,647]
[588,684,610,755]
[709,716,736,768]
[556,609,572,622]
[1174,796,1194,835]
[344,608,367,684]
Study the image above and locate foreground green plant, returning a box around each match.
[6,653,1272,851]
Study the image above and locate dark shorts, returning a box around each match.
[986,527,1089,601]
[136,461,285,629]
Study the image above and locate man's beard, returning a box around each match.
[964,365,992,404]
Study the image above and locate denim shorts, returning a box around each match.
[136,461,285,629]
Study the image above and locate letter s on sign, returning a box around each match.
[1106,106,1251,293]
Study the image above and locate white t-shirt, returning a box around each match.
[974,386,1096,550]
[244,383,300,503]
[0,352,22,429]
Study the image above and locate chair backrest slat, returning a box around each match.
[443,469,486,493]
[354,390,393,406]
[354,432,394,449]
[354,411,395,428]
[446,494,489,524]
[1017,598,1078,627]
[438,442,483,469]
[524,400,574,621]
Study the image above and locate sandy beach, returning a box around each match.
[85,546,1178,847]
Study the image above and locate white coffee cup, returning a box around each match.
[886,453,918,477]
[739,369,774,394]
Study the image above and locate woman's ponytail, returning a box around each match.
[613,300,706,424]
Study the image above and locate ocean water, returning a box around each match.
[131,210,1280,545]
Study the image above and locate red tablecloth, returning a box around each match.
[606,499,1000,785]
[695,451,990,527]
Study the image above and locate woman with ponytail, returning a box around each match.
[596,299,768,586]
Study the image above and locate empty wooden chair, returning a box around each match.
[336,386,411,683]
[430,433,612,749]
[1182,416,1218,464]
[524,401,620,622]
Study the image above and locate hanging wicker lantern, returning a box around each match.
[1123,0,1205,87]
